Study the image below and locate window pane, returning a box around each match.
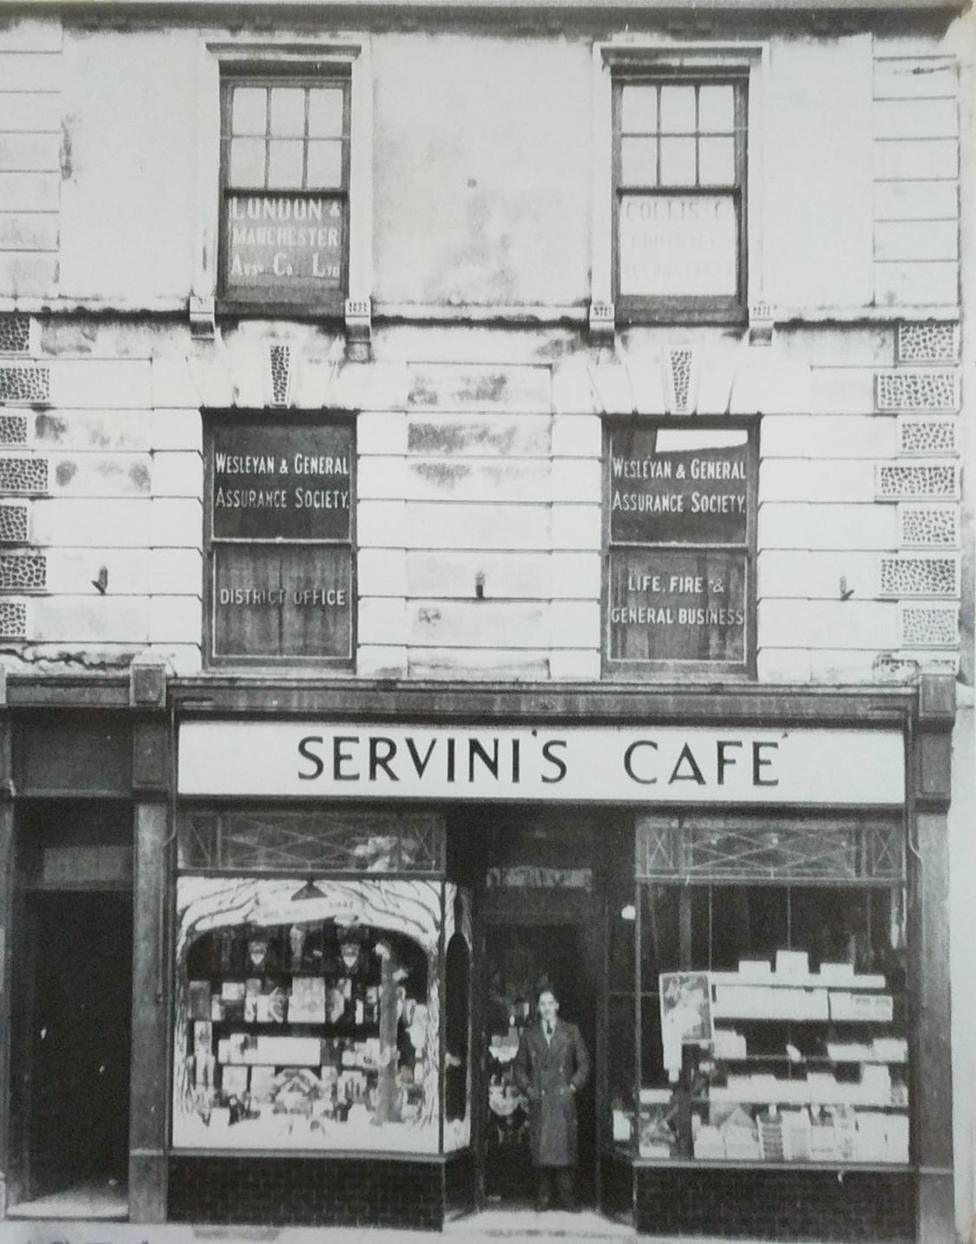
[232,87,267,136]
[621,85,658,133]
[659,85,696,133]
[699,84,735,133]
[659,136,696,185]
[309,88,344,138]
[621,137,657,187]
[269,87,306,137]
[306,140,343,189]
[618,193,738,298]
[229,137,266,187]
[268,139,304,188]
[698,137,736,186]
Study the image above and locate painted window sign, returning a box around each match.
[221,78,349,303]
[606,425,754,668]
[614,78,745,315]
[207,419,354,664]
[618,194,737,298]
[226,195,344,294]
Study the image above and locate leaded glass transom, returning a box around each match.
[637,816,904,883]
[178,808,445,875]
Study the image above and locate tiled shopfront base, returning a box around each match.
[167,1155,447,1229]
[633,1164,916,1240]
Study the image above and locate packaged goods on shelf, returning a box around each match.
[809,1117,840,1161]
[885,1115,910,1163]
[860,1064,892,1103]
[737,960,773,979]
[692,1123,724,1159]
[247,1035,321,1065]
[826,1041,873,1061]
[871,1037,908,1063]
[713,984,829,1020]
[818,962,855,983]
[854,1111,889,1162]
[220,1064,248,1095]
[775,950,810,978]
[829,992,894,1022]
[806,1072,839,1102]
[781,1108,812,1160]
[613,1108,633,1143]
[722,1106,760,1160]
[833,1107,858,1161]
[757,1108,785,1161]
[713,1028,748,1058]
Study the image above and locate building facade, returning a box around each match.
[0,0,972,1241]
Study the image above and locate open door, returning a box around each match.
[11,890,132,1215]
[480,920,597,1207]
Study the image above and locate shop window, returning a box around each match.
[613,75,747,322]
[604,421,757,674]
[172,876,443,1153]
[219,70,350,310]
[204,412,354,666]
[609,814,910,1167]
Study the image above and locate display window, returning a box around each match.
[172,876,443,1152]
[609,812,910,1166]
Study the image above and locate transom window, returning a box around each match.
[613,75,747,321]
[220,72,350,308]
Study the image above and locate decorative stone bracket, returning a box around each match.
[345,298,372,362]
[588,301,615,342]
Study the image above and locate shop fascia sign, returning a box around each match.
[178,722,904,805]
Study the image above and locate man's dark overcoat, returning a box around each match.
[513,1018,590,1167]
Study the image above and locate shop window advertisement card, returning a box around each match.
[660,971,712,1075]
[290,976,327,1023]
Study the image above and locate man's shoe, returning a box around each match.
[534,1199,550,1213]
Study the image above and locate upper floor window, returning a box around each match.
[204,412,355,666]
[220,70,350,310]
[613,75,747,323]
[604,420,757,676]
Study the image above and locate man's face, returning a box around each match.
[538,992,559,1025]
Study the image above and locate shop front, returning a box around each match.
[160,691,945,1240]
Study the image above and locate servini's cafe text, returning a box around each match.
[177,724,905,806]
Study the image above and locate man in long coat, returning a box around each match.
[513,987,590,1211]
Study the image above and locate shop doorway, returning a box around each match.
[480,920,597,1207]
[10,890,132,1217]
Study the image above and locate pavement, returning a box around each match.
[0,1211,877,1244]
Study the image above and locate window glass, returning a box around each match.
[621,84,657,132]
[232,88,267,135]
[172,877,442,1153]
[206,416,354,665]
[605,422,755,670]
[627,880,909,1164]
[221,74,350,304]
[698,84,734,132]
[614,75,745,316]
[660,85,696,132]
